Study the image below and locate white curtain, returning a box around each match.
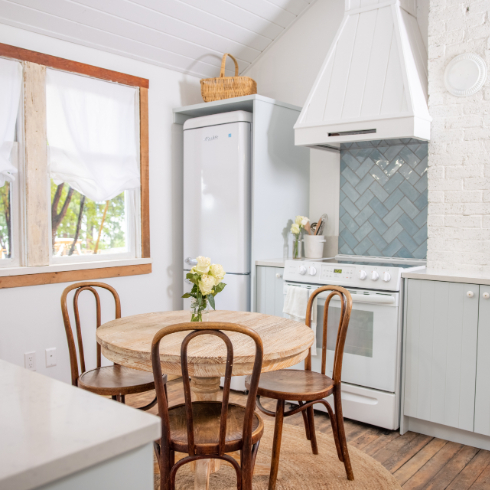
[46,69,140,202]
[0,59,22,187]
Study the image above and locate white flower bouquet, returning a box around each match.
[291,215,309,259]
[182,256,227,322]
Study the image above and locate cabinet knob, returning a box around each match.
[276,273,282,279]
[467,291,474,298]
[483,292,490,299]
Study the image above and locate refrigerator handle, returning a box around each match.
[185,257,197,266]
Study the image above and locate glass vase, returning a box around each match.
[293,235,300,259]
[190,298,209,322]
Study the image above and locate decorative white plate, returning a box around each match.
[444,53,487,97]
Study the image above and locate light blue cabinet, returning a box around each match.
[404,279,479,432]
[474,286,490,435]
[256,266,284,317]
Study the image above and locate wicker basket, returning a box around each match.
[200,53,257,102]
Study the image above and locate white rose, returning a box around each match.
[209,264,226,285]
[295,215,303,226]
[300,217,309,227]
[199,274,215,296]
[291,223,300,235]
[195,256,211,274]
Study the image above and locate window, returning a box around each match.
[0,44,150,288]
[46,69,140,263]
[0,58,22,266]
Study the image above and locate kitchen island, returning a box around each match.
[0,359,160,490]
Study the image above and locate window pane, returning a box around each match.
[51,180,127,257]
[0,182,11,259]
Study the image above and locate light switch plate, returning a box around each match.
[45,348,57,367]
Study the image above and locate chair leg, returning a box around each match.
[269,399,285,490]
[306,405,318,455]
[333,388,354,481]
[299,402,311,440]
[324,401,343,462]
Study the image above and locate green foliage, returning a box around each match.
[182,271,227,311]
[0,183,10,258]
[51,180,126,254]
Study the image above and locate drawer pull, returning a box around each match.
[276,273,282,279]
[467,291,474,298]
[483,292,490,299]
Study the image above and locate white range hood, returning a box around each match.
[295,0,431,148]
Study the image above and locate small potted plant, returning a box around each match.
[182,256,226,322]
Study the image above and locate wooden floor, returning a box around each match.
[127,379,490,489]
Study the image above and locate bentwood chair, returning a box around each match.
[61,282,165,410]
[246,285,354,489]
[151,321,264,490]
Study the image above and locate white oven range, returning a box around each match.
[283,255,425,430]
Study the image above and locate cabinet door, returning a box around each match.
[404,280,479,431]
[475,286,490,435]
[256,266,284,316]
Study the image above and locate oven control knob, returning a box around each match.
[309,267,317,276]
[359,270,367,280]
[299,266,307,275]
[383,272,391,282]
[371,271,379,281]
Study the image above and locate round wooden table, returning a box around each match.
[97,310,314,490]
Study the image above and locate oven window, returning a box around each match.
[316,304,374,358]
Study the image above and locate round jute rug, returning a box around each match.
[154,420,401,489]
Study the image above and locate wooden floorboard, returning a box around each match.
[394,438,448,486]
[446,450,490,490]
[402,441,462,490]
[125,379,487,489]
[424,446,480,490]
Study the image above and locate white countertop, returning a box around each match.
[402,267,490,286]
[0,360,161,490]
[255,258,286,267]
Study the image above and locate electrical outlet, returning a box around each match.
[45,348,57,367]
[24,352,36,371]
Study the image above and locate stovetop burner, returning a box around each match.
[335,254,426,268]
[336,259,417,269]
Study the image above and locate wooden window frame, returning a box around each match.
[0,43,151,288]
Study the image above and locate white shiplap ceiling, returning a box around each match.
[0,0,315,78]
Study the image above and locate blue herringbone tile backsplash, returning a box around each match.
[339,139,428,259]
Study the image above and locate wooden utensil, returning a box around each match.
[304,221,313,235]
[315,218,323,235]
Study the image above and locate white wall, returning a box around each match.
[0,24,202,382]
[245,0,345,254]
[426,0,490,272]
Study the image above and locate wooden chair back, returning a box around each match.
[304,285,353,383]
[60,281,121,386]
[151,322,264,456]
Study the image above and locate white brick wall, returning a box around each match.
[427,0,490,272]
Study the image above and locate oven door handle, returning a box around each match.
[317,292,395,305]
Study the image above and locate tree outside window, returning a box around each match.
[50,181,127,257]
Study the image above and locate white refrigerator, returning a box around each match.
[183,111,252,313]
